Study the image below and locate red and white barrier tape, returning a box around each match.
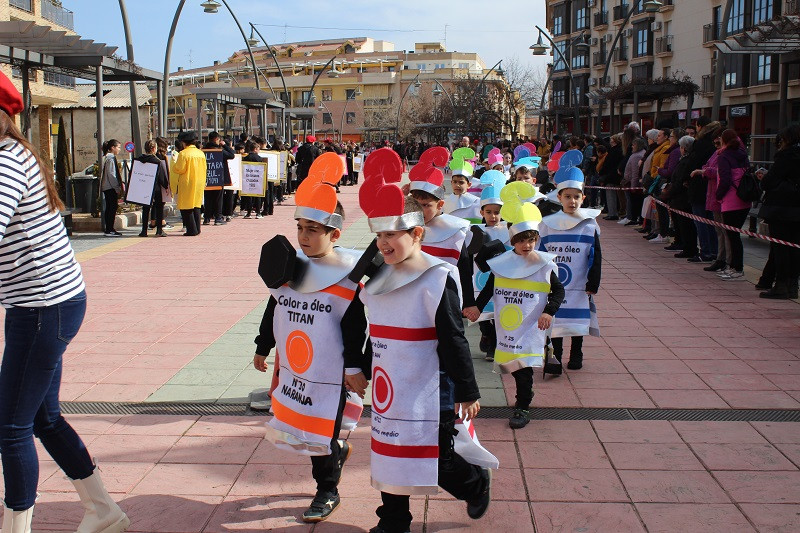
[583,185,800,250]
[584,185,642,191]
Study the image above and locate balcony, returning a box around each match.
[786,0,799,14]
[613,4,630,22]
[43,71,75,89]
[703,23,722,44]
[613,47,629,63]
[593,51,607,67]
[40,0,74,30]
[701,74,715,94]
[10,0,32,12]
[660,0,675,11]
[594,11,609,27]
[655,35,674,55]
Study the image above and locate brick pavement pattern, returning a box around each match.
[0,183,799,531]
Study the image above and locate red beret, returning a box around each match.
[0,72,23,117]
[306,135,316,143]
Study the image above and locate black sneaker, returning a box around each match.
[479,334,489,353]
[567,354,583,370]
[703,260,726,272]
[369,527,410,533]
[466,468,492,519]
[485,349,494,362]
[509,408,530,429]
[335,439,352,484]
[686,256,702,263]
[302,491,340,523]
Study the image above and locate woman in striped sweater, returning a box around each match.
[0,75,129,533]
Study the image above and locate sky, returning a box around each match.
[73,0,549,77]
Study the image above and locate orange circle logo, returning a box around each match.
[285,330,313,374]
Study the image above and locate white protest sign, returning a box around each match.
[125,160,158,206]
[353,154,363,173]
[279,151,289,183]
[240,161,267,197]
[259,151,280,183]
[225,154,242,191]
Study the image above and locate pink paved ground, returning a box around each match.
[4,415,799,531]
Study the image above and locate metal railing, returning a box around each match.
[43,71,75,89]
[701,74,715,94]
[655,35,674,54]
[593,51,607,66]
[703,23,722,43]
[40,0,74,30]
[594,11,609,26]
[613,4,630,21]
[613,46,629,62]
[786,0,799,14]
[10,0,32,12]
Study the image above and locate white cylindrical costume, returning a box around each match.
[421,213,469,266]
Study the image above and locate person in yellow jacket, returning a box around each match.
[172,131,207,236]
[649,129,672,179]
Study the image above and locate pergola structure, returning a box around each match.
[0,20,161,166]
[603,78,698,132]
[714,11,800,129]
[188,87,284,140]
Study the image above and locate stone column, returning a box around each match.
[37,104,53,162]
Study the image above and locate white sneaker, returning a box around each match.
[255,214,263,219]
[649,236,669,243]
[716,268,733,277]
[721,270,744,280]
[617,218,629,225]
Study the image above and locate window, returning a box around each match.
[346,88,357,99]
[553,79,569,106]
[301,91,313,104]
[572,49,589,69]
[322,89,332,101]
[459,62,469,69]
[574,0,589,30]
[279,92,291,105]
[187,98,193,108]
[188,118,194,129]
[240,115,245,127]
[322,112,332,125]
[416,63,426,71]
[753,0,773,25]
[755,54,773,83]
[724,54,747,89]
[631,62,653,81]
[554,40,569,71]
[553,4,567,35]
[346,112,356,124]
[634,20,652,57]
[434,63,445,70]
[728,0,745,34]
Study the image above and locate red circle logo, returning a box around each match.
[285,330,313,374]
[371,366,393,414]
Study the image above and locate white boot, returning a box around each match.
[70,470,130,533]
[2,504,34,533]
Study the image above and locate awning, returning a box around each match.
[714,13,800,54]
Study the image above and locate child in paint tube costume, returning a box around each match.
[407,146,476,315]
[472,182,566,430]
[444,147,482,223]
[346,148,496,533]
[252,152,371,524]
[471,170,511,363]
[537,150,602,370]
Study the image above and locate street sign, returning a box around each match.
[124,141,135,153]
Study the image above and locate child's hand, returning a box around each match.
[462,306,480,322]
[456,400,480,422]
[538,313,553,330]
[253,354,268,372]
[345,372,368,398]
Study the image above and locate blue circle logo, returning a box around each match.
[557,263,573,287]
[476,271,491,290]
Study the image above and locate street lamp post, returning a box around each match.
[595,0,663,135]
[340,87,362,144]
[395,73,421,142]
[711,0,734,122]
[465,59,503,136]
[117,0,143,154]
[249,23,291,140]
[161,0,263,137]
[532,27,588,136]
[301,56,338,139]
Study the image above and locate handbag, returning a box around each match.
[734,168,761,202]
[542,337,562,377]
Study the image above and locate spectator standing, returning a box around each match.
[715,129,751,280]
[295,135,320,189]
[172,131,207,236]
[662,135,697,258]
[756,125,800,298]
[622,137,647,226]
[100,139,123,236]
[0,74,130,533]
[600,135,623,220]
[687,121,723,262]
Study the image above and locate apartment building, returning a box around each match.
[544,0,800,140]
[162,37,515,143]
[1,0,78,158]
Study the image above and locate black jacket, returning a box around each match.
[600,144,623,185]
[758,144,800,222]
[295,142,320,181]
[134,153,169,203]
[663,154,693,210]
[687,134,717,205]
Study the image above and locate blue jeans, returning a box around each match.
[691,203,717,259]
[0,291,94,510]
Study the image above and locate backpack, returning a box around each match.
[734,168,761,203]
